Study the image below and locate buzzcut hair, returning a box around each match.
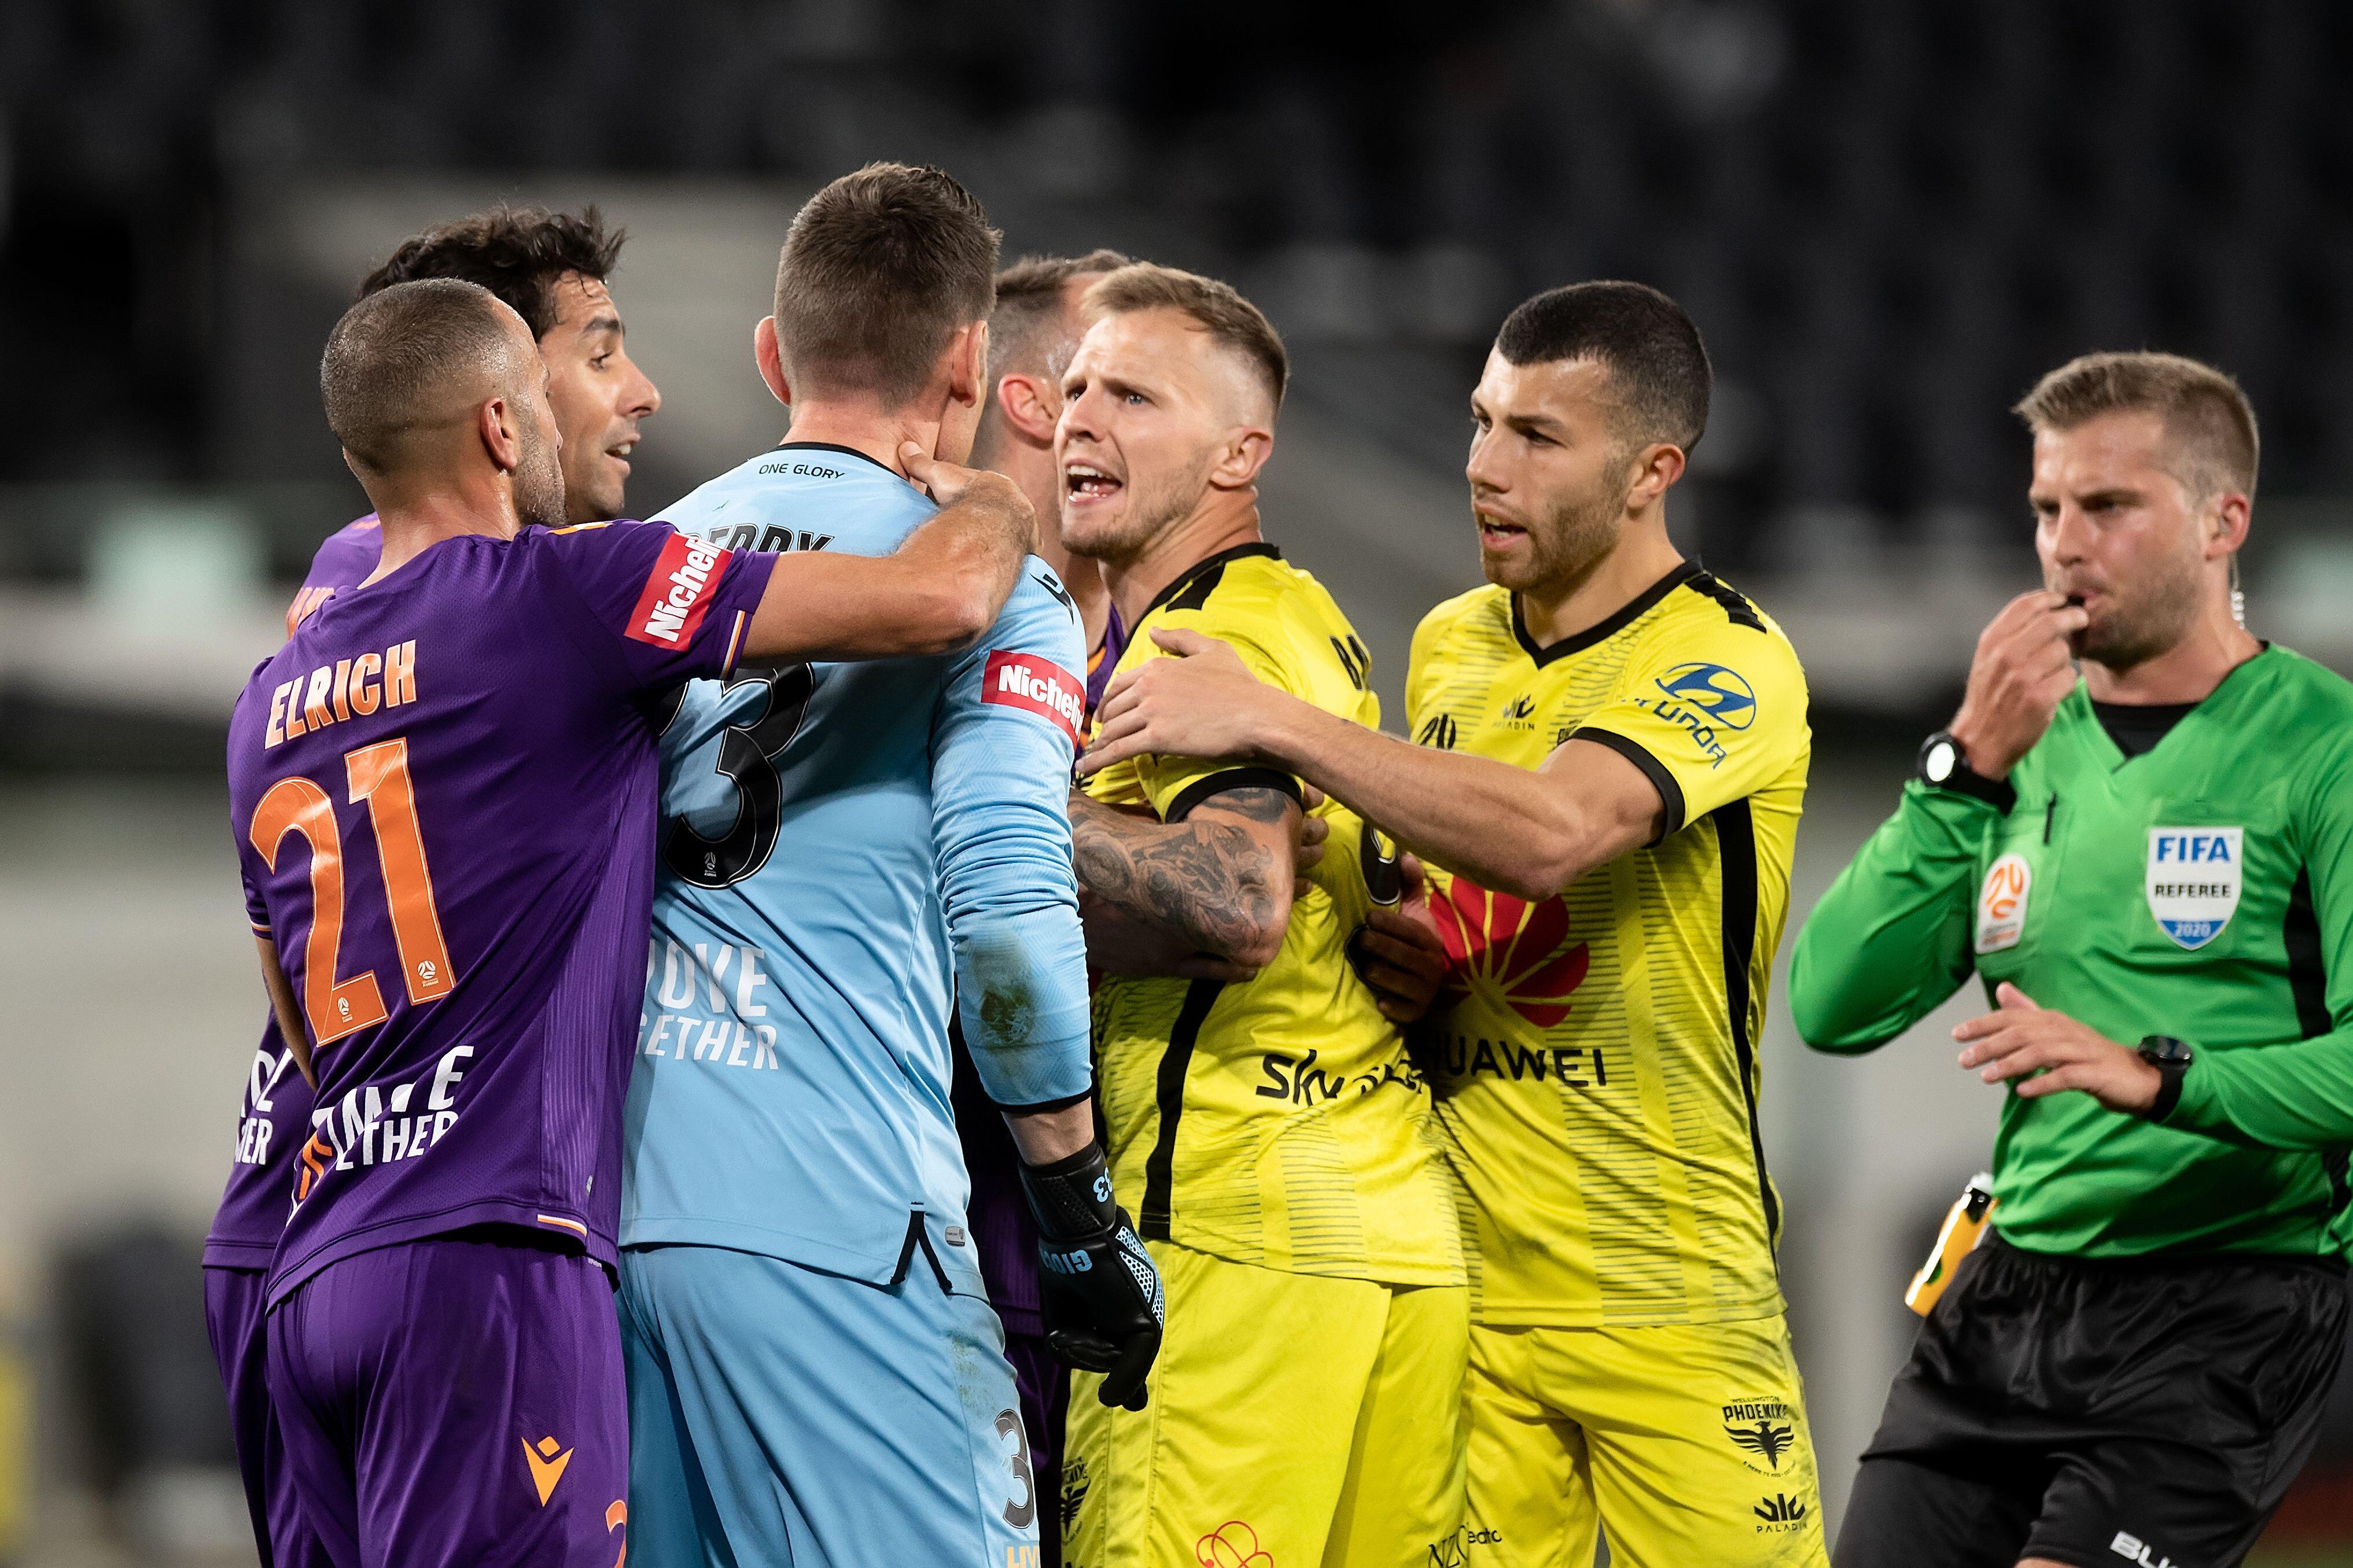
[1083,263,1289,413]
[359,205,625,340]
[2014,351,2260,503]
[321,279,526,474]
[1495,281,1711,453]
[989,249,1135,385]
[774,162,1001,409]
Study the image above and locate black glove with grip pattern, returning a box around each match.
[1019,1142,1164,1411]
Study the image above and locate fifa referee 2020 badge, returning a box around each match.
[1794,351,2353,1568]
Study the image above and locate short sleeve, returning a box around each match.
[1570,615,1809,839]
[1133,620,1308,823]
[241,855,271,934]
[536,521,778,696]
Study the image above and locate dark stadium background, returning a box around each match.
[2,2,2350,1562]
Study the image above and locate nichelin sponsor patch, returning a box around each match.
[627,532,731,647]
[982,651,1083,749]
[1975,851,2032,954]
[2147,827,2242,949]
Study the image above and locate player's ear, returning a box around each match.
[1623,441,1686,510]
[946,320,988,409]
[478,395,522,474]
[998,374,1058,445]
[754,316,791,408]
[1207,426,1275,491]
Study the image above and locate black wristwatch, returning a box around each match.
[1917,730,2017,813]
[2137,1035,2194,1122]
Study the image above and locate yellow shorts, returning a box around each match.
[1065,1241,1468,1568]
[1460,1315,1829,1568]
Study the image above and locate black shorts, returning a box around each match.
[1836,1234,2347,1568]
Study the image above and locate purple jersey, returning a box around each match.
[227,520,772,1303]
[207,517,388,1269]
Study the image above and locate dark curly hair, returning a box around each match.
[358,205,625,340]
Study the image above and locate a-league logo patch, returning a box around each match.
[1975,851,2031,953]
[2146,827,2242,949]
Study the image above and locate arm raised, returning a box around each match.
[742,447,1036,663]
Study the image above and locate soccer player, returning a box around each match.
[1060,263,1469,1568]
[231,276,1035,1567]
[1794,353,2353,1568]
[974,249,1137,705]
[283,205,663,635]
[202,203,660,1568]
[616,165,1162,1568]
[954,244,1134,1567]
[1083,281,1825,1566]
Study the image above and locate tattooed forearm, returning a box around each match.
[1070,788,1294,966]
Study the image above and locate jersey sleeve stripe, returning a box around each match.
[1165,766,1303,823]
[1140,978,1225,1241]
[720,608,748,678]
[1572,726,1686,840]
[1714,797,1780,1250]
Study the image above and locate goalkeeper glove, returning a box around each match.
[1018,1142,1164,1411]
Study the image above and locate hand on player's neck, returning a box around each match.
[976,420,1113,651]
[1516,506,1685,650]
[2082,586,2262,706]
[1101,485,1264,630]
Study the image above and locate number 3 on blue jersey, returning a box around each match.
[661,663,813,889]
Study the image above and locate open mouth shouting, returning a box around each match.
[1065,460,1125,510]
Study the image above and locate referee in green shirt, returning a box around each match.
[1794,351,2353,1568]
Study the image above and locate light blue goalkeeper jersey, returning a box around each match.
[620,441,1093,1288]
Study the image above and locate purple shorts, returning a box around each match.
[265,1229,627,1568]
[203,1266,332,1568]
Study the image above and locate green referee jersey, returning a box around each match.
[1791,644,2353,1260]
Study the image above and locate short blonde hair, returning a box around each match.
[1083,263,1288,412]
[2013,351,2259,503]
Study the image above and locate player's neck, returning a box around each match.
[1101,490,1262,630]
[1516,511,1685,651]
[362,487,521,584]
[2082,595,2262,705]
[776,403,944,483]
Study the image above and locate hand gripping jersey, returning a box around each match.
[1085,543,1464,1286]
[226,521,773,1303]
[208,516,386,1271]
[1795,645,2353,1260]
[1406,561,1813,1327]
[620,443,1092,1285]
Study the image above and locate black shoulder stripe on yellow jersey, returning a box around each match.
[1141,979,1225,1239]
[1146,541,1283,619]
[1573,726,1686,841]
[1166,768,1303,824]
[1510,559,1702,666]
[1684,568,1766,633]
[1715,797,1780,1252]
[1330,633,1370,691]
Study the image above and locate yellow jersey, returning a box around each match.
[1405,561,1810,1327]
[1087,543,1463,1287]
